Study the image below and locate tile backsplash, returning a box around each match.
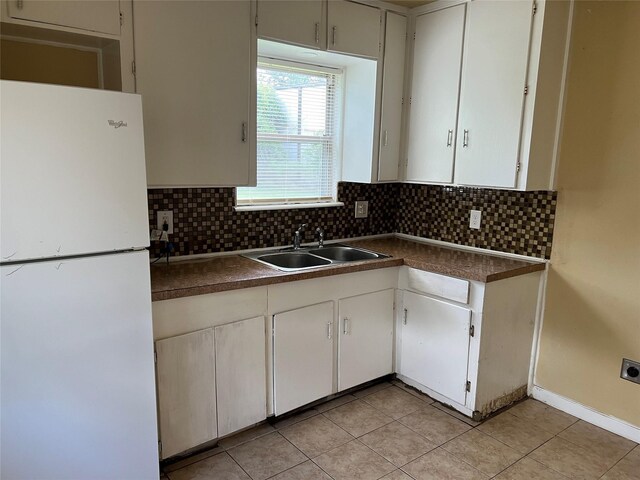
[148,182,556,259]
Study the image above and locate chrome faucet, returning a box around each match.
[293,223,308,250]
[315,227,325,248]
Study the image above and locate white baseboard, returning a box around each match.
[532,386,640,443]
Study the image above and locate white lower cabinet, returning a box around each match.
[154,313,267,459]
[273,302,335,416]
[398,267,542,420]
[155,328,217,460]
[338,289,394,391]
[215,316,267,437]
[400,291,471,405]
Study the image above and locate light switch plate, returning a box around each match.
[157,210,174,234]
[355,201,369,218]
[470,210,482,230]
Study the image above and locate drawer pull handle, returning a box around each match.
[463,129,469,147]
[315,22,320,44]
[403,308,408,325]
[447,129,453,147]
[343,318,350,335]
[327,321,332,340]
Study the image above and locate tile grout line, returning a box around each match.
[225,450,256,480]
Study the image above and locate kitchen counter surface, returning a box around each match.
[150,237,545,301]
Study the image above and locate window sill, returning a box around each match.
[234,202,345,212]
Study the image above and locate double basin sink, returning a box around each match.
[243,244,389,272]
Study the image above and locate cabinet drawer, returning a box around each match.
[406,268,469,304]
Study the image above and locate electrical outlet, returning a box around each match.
[469,210,482,230]
[621,358,640,385]
[355,201,369,218]
[157,211,174,234]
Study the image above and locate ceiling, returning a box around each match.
[384,0,434,8]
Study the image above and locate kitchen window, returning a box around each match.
[236,60,343,208]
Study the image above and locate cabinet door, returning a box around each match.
[338,289,394,391]
[7,0,121,35]
[257,0,325,49]
[134,0,253,187]
[327,1,381,59]
[378,12,407,182]
[400,291,471,405]
[215,316,267,437]
[454,0,534,188]
[156,328,216,459]
[273,302,334,415]
[406,5,465,184]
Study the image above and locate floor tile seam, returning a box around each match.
[444,427,526,459]
[431,402,481,427]
[405,446,490,479]
[439,434,524,478]
[474,416,552,456]
[354,383,394,399]
[276,429,313,464]
[226,450,256,480]
[307,450,343,480]
[597,447,637,479]
[509,407,579,437]
[221,425,276,451]
[523,436,581,479]
[317,411,360,441]
[263,459,336,480]
[274,409,322,430]
[555,423,637,458]
[161,445,226,473]
[552,427,635,467]
[354,435,407,470]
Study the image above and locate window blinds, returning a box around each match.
[237,61,342,205]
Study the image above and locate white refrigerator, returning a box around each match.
[0,81,159,479]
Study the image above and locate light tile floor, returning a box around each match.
[161,381,639,480]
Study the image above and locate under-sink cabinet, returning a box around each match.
[396,267,542,420]
[273,302,335,416]
[338,289,394,391]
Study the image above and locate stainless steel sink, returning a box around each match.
[243,243,389,272]
[256,252,331,271]
[309,245,382,262]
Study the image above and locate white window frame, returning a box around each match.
[236,57,344,210]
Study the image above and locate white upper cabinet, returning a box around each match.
[378,12,407,182]
[454,0,534,188]
[133,0,255,187]
[405,0,571,190]
[256,0,325,49]
[327,1,381,59]
[6,0,121,35]
[406,5,465,184]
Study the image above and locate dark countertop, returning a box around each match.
[150,237,545,301]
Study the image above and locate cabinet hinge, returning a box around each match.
[516,161,521,173]
[469,324,475,337]
[466,381,471,392]
[524,85,529,95]
[119,11,124,27]
[131,60,136,76]
[379,42,382,52]
[154,350,157,364]
[533,1,538,15]
[413,32,416,41]
[255,14,259,27]
[158,440,162,456]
